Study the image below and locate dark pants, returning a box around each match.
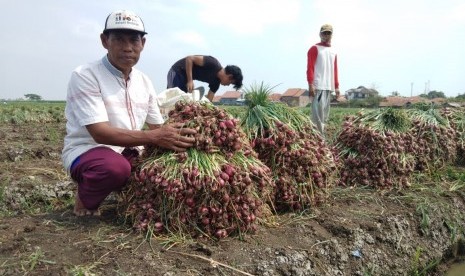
[70,146,138,210]
[166,68,187,91]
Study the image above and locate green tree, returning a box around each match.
[454,93,465,100]
[343,96,382,108]
[420,90,445,99]
[24,94,43,101]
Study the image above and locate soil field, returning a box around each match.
[1,117,465,275]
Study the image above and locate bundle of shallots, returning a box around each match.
[118,101,273,239]
[441,107,465,165]
[407,107,457,171]
[241,82,336,212]
[335,109,416,188]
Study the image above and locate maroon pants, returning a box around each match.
[70,146,138,210]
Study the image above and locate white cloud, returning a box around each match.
[192,0,301,35]
[73,19,102,40]
[444,2,465,23]
[171,30,209,49]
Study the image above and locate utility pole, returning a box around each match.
[410,82,413,97]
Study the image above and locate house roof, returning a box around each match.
[221,91,242,99]
[347,86,378,95]
[446,102,462,108]
[379,96,444,107]
[268,93,282,101]
[212,96,222,103]
[335,95,347,102]
[379,96,423,107]
[282,88,307,97]
[430,98,446,104]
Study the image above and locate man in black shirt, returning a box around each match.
[167,55,243,101]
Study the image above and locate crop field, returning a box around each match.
[0,100,464,275]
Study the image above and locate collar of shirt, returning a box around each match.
[102,55,132,80]
[317,42,331,47]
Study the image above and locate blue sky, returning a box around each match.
[1,0,464,100]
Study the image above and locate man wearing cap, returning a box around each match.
[306,24,340,135]
[62,10,197,216]
[166,55,243,102]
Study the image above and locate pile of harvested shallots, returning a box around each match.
[118,85,464,240]
[119,101,273,239]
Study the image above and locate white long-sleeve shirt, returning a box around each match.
[62,56,164,172]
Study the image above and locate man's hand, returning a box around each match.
[186,80,194,92]
[149,123,197,152]
[309,84,315,97]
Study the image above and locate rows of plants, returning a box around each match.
[116,85,465,240]
[0,102,65,123]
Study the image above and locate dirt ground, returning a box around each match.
[1,122,465,276]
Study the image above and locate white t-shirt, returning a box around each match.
[62,56,164,172]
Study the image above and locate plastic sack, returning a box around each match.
[157,87,209,120]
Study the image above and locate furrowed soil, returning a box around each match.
[1,122,465,276]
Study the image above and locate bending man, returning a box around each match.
[167,55,243,101]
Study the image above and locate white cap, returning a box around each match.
[104,10,147,34]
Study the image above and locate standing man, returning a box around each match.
[167,55,243,101]
[306,24,340,135]
[62,10,197,216]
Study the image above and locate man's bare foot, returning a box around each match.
[74,194,101,216]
